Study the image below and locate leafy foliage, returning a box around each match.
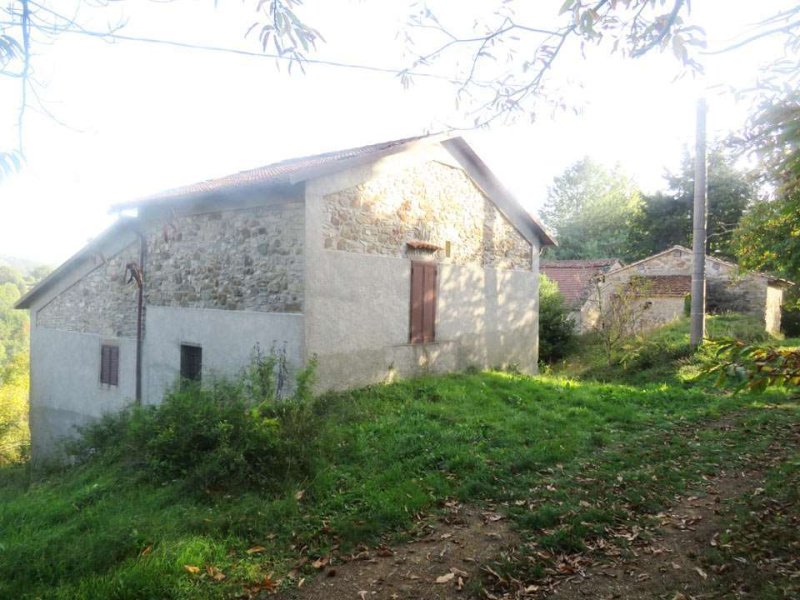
[541,157,642,261]
[732,91,800,283]
[538,274,576,363]
[630,148,755,260]
[0,262,43,463]
[733,192,800,283]
[704,339,800,392]
[0,352,29,463]
[742,90,800,195]
[70,352,319,493]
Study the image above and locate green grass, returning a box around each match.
[555,313,775,385]
[0,315,797,599]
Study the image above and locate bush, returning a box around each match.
[618,338,694,371]
[783,306,800,337]
[539,275,577,363]
[70,351,319,493]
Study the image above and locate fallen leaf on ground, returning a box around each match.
[694,566,708,579]
[436,572,455,584]
[183,565,200,575]
[246,546,266,554]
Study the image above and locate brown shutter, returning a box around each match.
[100,345,109,384]
[109,346,119,387]
[410,262,424,343]
[100,344,120,386]
[422,263,437,343]
[409,261,437,344]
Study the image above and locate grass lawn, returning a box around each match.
[0,315,798,599]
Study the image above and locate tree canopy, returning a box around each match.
[541,157,642,261]
[630,148,756,261]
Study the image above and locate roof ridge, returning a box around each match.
[112,133,440,211]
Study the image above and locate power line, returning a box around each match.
[29,21,472,86]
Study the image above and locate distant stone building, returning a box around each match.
[15,134,555,460]
[540,259,622,331]
[583,245,791,334]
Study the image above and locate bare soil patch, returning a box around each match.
[278,418,800,600]
[542,425,800,600]
[543,466,754,600]
[285,502,516,600]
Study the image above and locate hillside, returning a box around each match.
[0,316,798,599]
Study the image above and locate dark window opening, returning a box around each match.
[100,344,119,386]
[410,261,437,344]
[180,344,202,383]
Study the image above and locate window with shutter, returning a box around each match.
[100,344,119,386]
[409,261,437,344]
[180,344,202,383]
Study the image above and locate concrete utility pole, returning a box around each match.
[690,98,707,348]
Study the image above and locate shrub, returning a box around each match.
[539,275,576,363]
[618,337,693,371]
[70,351,319,493]
[703,339,800,392]
[783,306,800,337]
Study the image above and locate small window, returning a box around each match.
[180,344,202,383]
[100,344,119,386]
[410,261,437,344]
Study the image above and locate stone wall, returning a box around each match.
[589,247,777,333]
[625,247,737,278]
[766,285,784,335]
[639,296,685,330]
[145,202,304,312]
[322,161,531,271]
[37,242,141,337]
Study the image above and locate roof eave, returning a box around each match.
[14,219,138,310]
[440,137,556,247]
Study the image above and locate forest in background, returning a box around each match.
[0,260,49,463]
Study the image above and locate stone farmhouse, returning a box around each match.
[15,134,555,459]
[582,245,791,334]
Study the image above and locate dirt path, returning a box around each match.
[543,466,754,600]
[541,425,799,600]
[285,503,516,600]
[277,420,799,600]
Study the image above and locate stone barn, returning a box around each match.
[15,134,555,459]
[582,245,791,334]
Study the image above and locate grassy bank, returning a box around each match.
[0,315,797,599]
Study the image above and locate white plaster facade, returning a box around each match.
[17,135,554,460]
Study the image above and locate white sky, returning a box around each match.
[0,0,792,265]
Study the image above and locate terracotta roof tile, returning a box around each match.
[406,240,441,251]
[541,259,620,306]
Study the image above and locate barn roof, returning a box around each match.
[17,134,555,310]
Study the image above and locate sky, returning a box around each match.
[0,0,792,265]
